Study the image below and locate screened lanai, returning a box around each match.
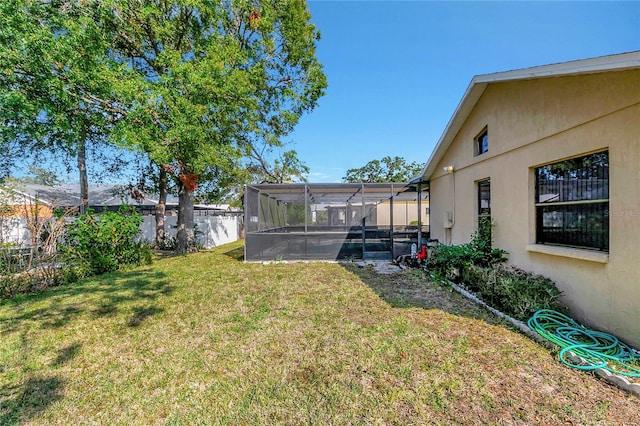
[244,182,429,261]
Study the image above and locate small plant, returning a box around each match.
[162,236,178,251]
[469,215,508,267]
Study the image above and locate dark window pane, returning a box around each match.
[536,151,608,203]
[536,202,609,251]
[478,179,491,216]
[476,130,488,155]
[534,151,609,251]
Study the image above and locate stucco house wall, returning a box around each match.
[427,64,640,347]
[375,200,429,227]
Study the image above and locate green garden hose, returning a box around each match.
[528,309,640,377]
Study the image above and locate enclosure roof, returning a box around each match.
[246,182,426,204]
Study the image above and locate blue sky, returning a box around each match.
[289,1,640,182]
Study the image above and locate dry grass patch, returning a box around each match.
[0,241,638,425]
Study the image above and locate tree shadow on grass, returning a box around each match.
[51,342,81,367]
[340,263,504,325]
[128,306,164,327]
[0,269,174,336]
[222,245,244,262]
[0,269,174,424]
[0,376,65,426]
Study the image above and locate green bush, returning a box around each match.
[0,275,29,299]
[461,263,491,292]
[428,244,477,281]
[63,206,152,276]
[426,216,561,320]
[462,265,564,321]
[427,221,507,281]
[0,266,84,300]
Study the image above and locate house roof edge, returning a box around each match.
[420,51,640,180]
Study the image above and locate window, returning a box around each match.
[475,128,488,155]
[535,151,609,251]
[477,179,491,245]
[478,179,491,217]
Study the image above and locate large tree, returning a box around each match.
[343,156,423,183]
[1,1,326,253]
[96,0,326,253]
[0,1,119,210]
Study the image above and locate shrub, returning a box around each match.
[469,215,508,267]
[0,274,30,299]
[63,206,151,276]
[426,216,561,321]
[0,244,24,275]
[428,244,477,281]
[461,264,491,293]
[427,222,507,281]
[462,265,564,321]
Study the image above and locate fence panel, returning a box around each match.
[4,215,240,250]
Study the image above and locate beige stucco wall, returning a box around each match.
[376,200,429,227]
[428,69,640,347]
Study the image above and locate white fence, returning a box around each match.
[140,215,241,248]
[0,217,31,247]
[1,215,241,249]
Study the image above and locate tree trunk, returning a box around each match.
[176,180,196,254]
[77,138,89,214]
[155,165,168,249]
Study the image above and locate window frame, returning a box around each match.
[475,127,489,156]
[534,150,609,252]
[477,178,491,218]
[477,178,491,246]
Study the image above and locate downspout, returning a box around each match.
[417,183,422,249]
[304,183,308,257]
[361,183,365,259]
[389,184,394,258]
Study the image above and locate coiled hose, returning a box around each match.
[528,309,640,377]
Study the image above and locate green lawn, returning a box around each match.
[0,241,637,425]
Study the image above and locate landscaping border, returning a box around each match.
[443,277,640,397]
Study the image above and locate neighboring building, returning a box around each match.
[10,183,174,215]
[0,184,237,216]
[322,200,428,229]
[420,51,640,346]
[0,186,53,245]
[0,184,241,248]
[0,186,53,218]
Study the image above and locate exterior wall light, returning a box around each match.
[443,165,454,173]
